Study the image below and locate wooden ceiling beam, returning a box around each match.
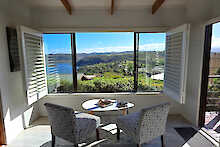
[152,0,165,15]
[110,0,114,15]
[60,0,72,15]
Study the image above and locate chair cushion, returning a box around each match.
[75,112,101,128]
[74,118,96,143]
[116,111,142,143]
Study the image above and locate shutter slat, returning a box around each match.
[164,24,189,104]
[22,27,47,105]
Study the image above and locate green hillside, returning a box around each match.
[47,51,165,93]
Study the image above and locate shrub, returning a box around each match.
[48,74,164,93]
[77,76,134,92]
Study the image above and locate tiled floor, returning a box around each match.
[204,112,220,142]
[7,115,217,147]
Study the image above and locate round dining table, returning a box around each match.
[82,99,135,115]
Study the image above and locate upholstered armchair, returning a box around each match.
[116,102,170,147]
[44,103,101,147]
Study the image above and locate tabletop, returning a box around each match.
[82,99,134,112]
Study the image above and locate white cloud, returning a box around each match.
[139,43,165,51]
[44,42,166,54]
[78,43,165,53]
[45,48,72,54]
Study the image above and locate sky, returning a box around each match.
[43,23,220,54]
[43,34,71,54]
[43,32,165,54]
[211,22,220,53]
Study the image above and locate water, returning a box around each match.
[47,62,73,74]
[46,62,83,80]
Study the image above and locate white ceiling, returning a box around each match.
[23,0,187,10]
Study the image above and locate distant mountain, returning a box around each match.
[46,50,165,66]
[77,53,133,66]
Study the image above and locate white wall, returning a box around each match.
[182,0,220,126]
[211,0,220,18]
[0,0,40,143]
[38,94,182,116]
[182,22,205,125]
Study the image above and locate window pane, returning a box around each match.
[137,33,165,92]
[76,32,134,92]
[207,22,220,111]
[43,34,73,93]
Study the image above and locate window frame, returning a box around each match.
[43,32,166,94]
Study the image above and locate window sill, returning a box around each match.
[46,92,164,96]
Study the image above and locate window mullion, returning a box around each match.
[134,32,139,92]
[71,33,77,92]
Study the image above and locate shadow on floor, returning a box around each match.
[174,127,198,142]
[205,113,220,129]
[40,128,161,147]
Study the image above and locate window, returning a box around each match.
[43,34,73,93]
[76,33,134,92]
[19,25,189,103]
[43,32,168,93]
[136,33,166,92]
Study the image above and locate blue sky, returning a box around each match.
[43,23,220,54]
[139,33,165,51]
[211,22,220,52]
[43,34,71,54]
[43,32,165,54]
[76,32,134,53]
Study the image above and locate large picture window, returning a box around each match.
[43,32,166,93]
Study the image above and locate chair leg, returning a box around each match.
[117,127,120,141]
[96,128,100,140]
[51,133,55,147]
[161,135,165,147]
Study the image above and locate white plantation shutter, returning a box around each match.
[47,54,61,93]
[164,24,190,104]
[18,26,47,105]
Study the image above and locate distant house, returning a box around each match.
[81,75,98,81]
[151,73,164,81]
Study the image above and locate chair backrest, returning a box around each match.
[44,103,76,143]
[139,102,170,144]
